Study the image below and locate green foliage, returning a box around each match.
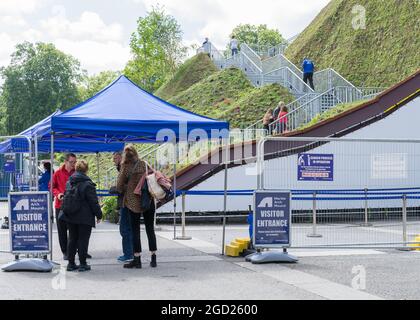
[101,196,119,224]
[298,99,370,131]
[0,42,84,135]
[229,24,285,51]
[168,67,253,119]
[221,84,295,128]
[0,93,6,135]
[124,6,187,92]
[285,0,420,87]
[78,70,121,101]
[155,53,218,100]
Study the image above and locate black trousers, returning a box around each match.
[263,124,270,135]
[303,72,314,90]
[55,209,68,254]
[129,201,157,253]
[67,223,92,265]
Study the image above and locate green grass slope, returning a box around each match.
[168,67,295,127]
[221,84,295,128]
[168,67,253,119]
[285,0,420,87]
[155,53,218,100]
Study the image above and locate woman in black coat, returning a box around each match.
[61,160,102,272]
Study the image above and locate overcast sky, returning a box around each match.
[0,0,330,76]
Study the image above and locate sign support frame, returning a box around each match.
[246,189,298,264]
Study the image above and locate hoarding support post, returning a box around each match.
[307,192,322,238]
[175,192,191,240]
[361,188,372,226]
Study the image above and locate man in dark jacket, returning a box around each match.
[302,57,315,90]
[109,151,133,262]
[61,160,102,272]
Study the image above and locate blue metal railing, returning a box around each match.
[94,187,420,202]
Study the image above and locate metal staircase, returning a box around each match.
[122,42,385,180]
[197,41,385,133]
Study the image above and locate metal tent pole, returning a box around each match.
[50,133,55,261]
[173,142,178,240]
[27,137,33,191]
[222,137,229,255]
[96,152,100,189]
[34,136,39,191]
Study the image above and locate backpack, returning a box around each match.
[61,182,83,216]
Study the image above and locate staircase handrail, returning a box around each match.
[264,66,315,93]
[240,43,263,70]
[269,88,336,132]
[245,91,317,131]
[314,68,362,94]
[240,50,263,73]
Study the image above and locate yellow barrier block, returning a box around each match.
[236,238,251,249]
[236,238,250,246]
[231,241,247,252]
[225,244,241,257]
[408,235,420,251]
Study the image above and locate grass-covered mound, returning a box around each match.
[155,53,218,100]
[221,83,295,128]
[167,67,295,127]
[285,0,420,87]
[168,67,253,119]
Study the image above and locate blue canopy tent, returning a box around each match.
[50,75,230,242]
[0,110,125,202]
[50,75,229,143]
[0,110,124,154]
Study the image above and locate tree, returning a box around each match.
[0,92,6,135]
[78,70,121,101]
[0,42,84,134]
[124,6,187,92]
[229,24,285,52]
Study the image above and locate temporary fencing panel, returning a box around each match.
[257,137,420,248]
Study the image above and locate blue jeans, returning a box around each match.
[119,207,133,257]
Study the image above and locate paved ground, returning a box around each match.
[0,202,419,300]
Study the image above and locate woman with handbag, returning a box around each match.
[117,144,158,269]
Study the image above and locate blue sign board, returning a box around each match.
[3,154,15,173]
[253,190,291,248]
[9,192,50,253]
[298,153,334,181]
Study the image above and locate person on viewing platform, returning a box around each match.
[262,108,274,135]
[230,35,239,57]
[52,153,76,260]
[277,102,289,134]
[202,37,211,57]
[38,161,53,192]
[61,160,102,272]
[109,151,134,263]
[117,145,158,269]
[302,57,315,90]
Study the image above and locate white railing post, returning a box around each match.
[402,194,407,248]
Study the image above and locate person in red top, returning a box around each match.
[52,153,76,260]
[277,102,288,134]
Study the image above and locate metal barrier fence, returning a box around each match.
[256,136,420,249]
[169,189,420,251]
